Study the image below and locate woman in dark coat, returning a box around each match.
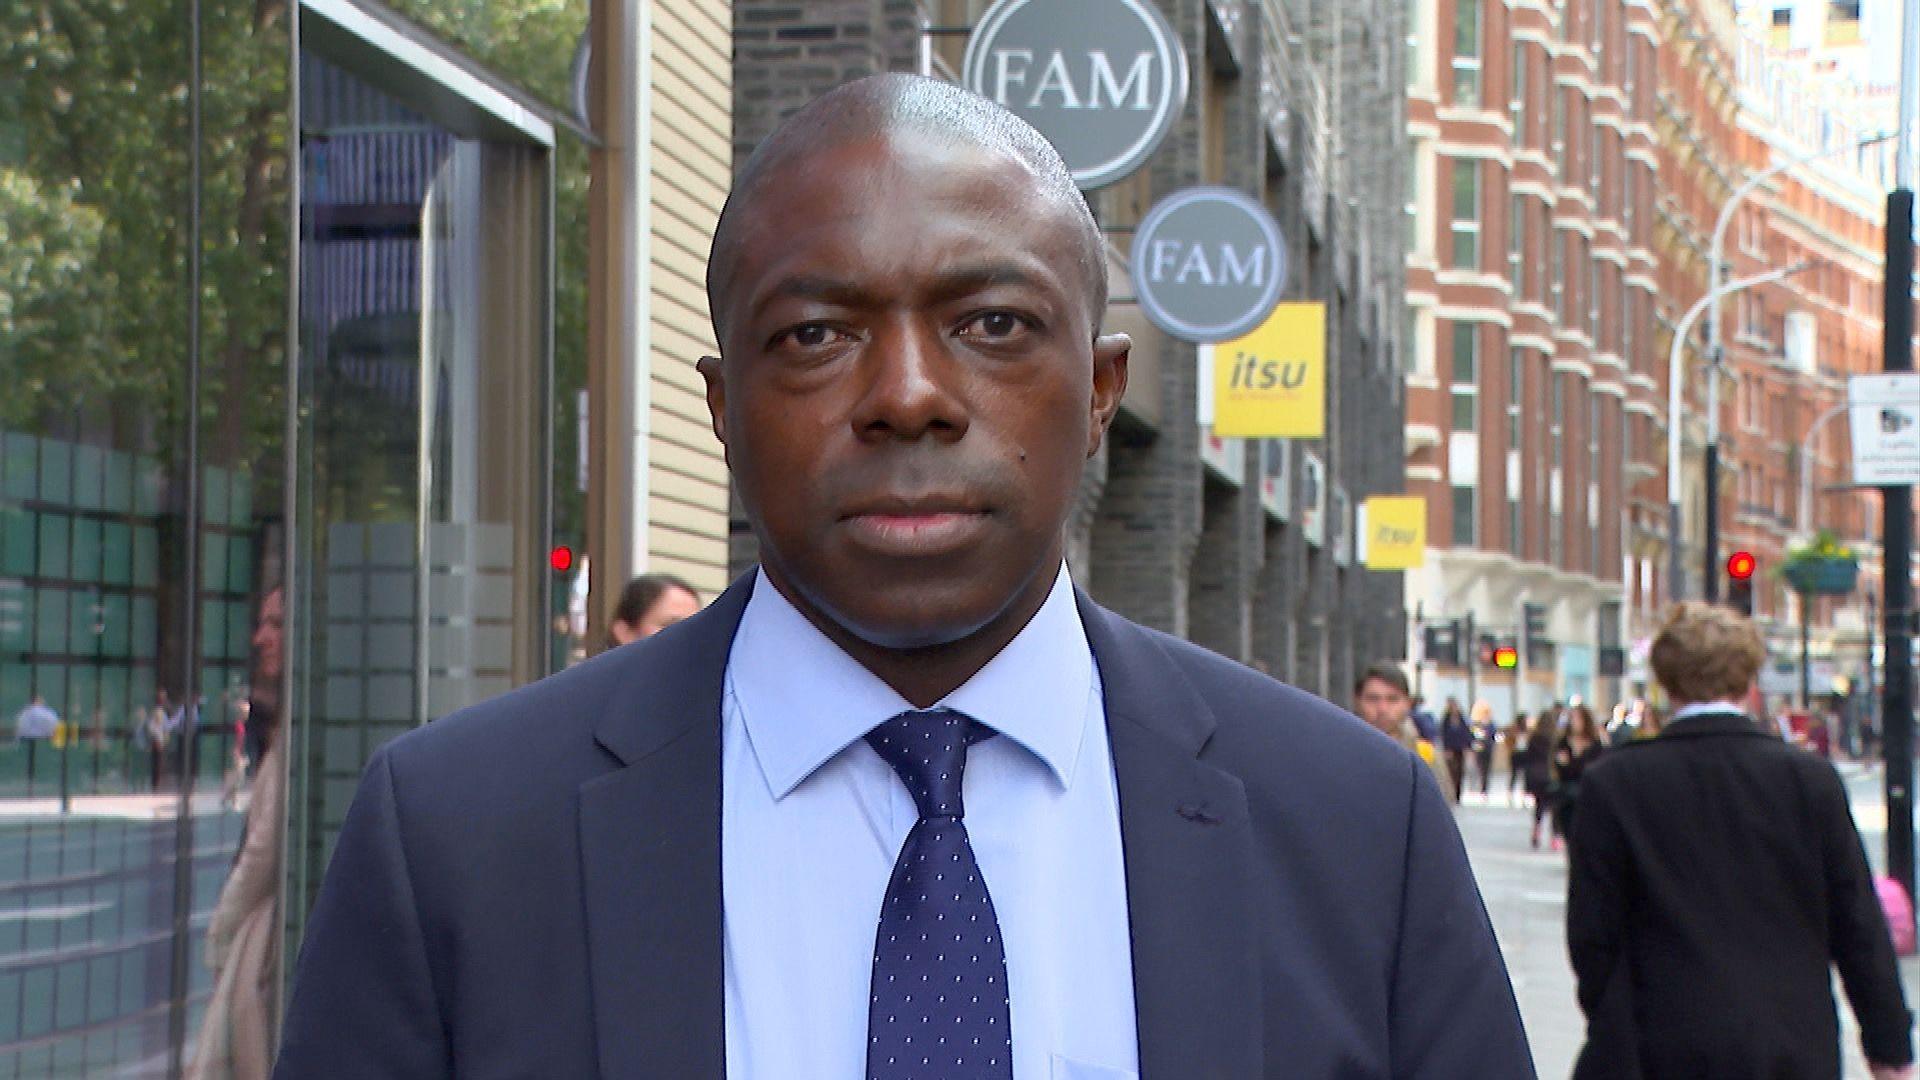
[1551,704,1606,850]
[1522,710,1558,849]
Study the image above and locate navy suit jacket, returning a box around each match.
[275,575,1533,1078]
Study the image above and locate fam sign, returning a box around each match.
[962,0,1188,189]
[1130,187,1288,343]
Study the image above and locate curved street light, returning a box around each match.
[1666,260,1816,603]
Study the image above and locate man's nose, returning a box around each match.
[850,318,969,443]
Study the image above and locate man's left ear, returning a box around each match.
[697,354,728,449]
[1088,333,1131,457]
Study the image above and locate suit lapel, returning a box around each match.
[1078,593,1261,1079]
[578,575,753,1080]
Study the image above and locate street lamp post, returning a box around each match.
[1798,402,1851,541]
[1700,132,1896,599]
[1665,261,1816,604]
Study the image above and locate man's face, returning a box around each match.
[1355,677,1412,738]
[703,132,1127,648]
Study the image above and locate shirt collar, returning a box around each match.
[727,563,1095,801]
[1672,700,1747,721]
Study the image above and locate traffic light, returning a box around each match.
[549,544,576,573]
[1423,620,1461,667]
[1521,602,1550,666]
[1726,551,1756,616]
[1493,644,1519,670]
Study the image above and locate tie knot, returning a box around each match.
[865,708,988,821]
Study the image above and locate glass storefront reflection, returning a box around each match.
[287,45,552,941]
[1,0,288,1073]
[2,0,560,1073]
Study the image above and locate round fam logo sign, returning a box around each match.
[962,0,1189,190]
[1130,186,1288,343]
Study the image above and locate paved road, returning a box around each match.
[1458,762,1919,1079]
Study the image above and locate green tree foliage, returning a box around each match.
[0,0,289,499]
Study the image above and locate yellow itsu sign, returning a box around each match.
[1360,496,1426,570]
[1209,302,1325,438]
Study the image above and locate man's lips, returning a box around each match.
[839,499,993,556]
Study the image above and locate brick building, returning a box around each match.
[728,0,1414,700]
[1403,0,1661,714]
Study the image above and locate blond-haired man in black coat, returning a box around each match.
[1568,601,1914,1078]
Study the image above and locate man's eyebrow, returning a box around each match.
[923,259,1052,299]
[751,274,877,316]
[747,259,1059,320]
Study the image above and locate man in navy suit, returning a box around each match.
[275,74,1533,1079]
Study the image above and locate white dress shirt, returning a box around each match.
[721,564,1140,1080]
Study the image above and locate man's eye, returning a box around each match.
[960,312,1030,340]
[787,324,837,348]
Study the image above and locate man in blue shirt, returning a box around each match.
[276,74,1532,1079]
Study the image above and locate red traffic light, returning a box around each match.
[1493,646,1519,670]
[1727,551,1756,581]
[549,545,575,573]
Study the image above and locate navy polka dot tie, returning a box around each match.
[865,708,1013,1080]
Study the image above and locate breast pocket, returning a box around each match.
[1051,1055,1139,1080]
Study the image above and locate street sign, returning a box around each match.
[1203,302,1326,438]
[1130,186,1288,343]
[1360,495,1425,570]
[1850,373,1920,486]
[962,0,1189,190]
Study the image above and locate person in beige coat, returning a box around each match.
[189,586,285,1080]
[1354,663,1457,802]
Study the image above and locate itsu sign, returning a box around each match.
[1131,186,1289,343]
[963,0,1189,189]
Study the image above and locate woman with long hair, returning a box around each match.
[1551,704,1606,851]
[1439,700,1474,805]
[1522,710,1558,848]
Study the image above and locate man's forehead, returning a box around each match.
[724,135,1087,300]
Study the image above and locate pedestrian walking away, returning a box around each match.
[1441,700,1474,806]
[1522,710,1558,849]
[1566,602,1915,1079]
[1472,700,1497,796]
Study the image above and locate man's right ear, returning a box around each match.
[697,354,727,448]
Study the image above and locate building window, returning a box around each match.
[1511,44,1528,140]
[1551,374,1564,468]
[1508,347,1524,451]
[1509,192,1525,285]
[1451,159,1481,270]
[1453,485,1478,546]
[1452,322,1479,431]
[1453,0,1483,105]
[1509,498,1523,555]
[1589,126,1602,194]
[1771,6,1792,25]
[1551,229,1566,319]
[1552,87,1567,151]
[1589,394,1603,540]
[1406,140,1423,254]
[1831,0,1861,20]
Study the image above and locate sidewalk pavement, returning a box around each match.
[1455,765,1919,1080]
